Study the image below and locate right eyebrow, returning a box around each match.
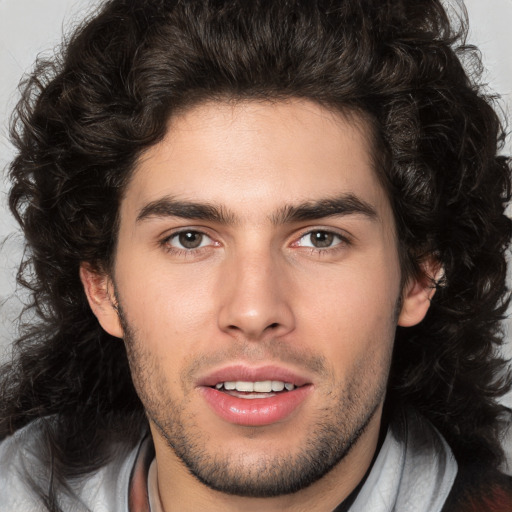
[136,196,237,224]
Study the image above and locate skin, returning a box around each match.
[81,99,434,512]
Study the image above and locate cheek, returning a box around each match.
[115,261,219,358]
[118,250,215,312]
[294,259,400,357]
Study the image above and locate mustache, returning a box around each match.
[180,339,331,386]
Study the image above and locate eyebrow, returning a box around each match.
[136,194,378,225]
[137,197,236,224]
[271,195,378,224]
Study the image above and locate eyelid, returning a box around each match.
[292,226,351,244]
[160,227,220,251]
[169,231,212,249]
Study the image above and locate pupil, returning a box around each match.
[179,231,202,249]
[311,231,333,248]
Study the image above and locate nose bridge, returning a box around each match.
[218,243,295,340]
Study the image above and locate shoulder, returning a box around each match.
[0,418,145,512]
[0,419,50,511]
[442,462,512,512]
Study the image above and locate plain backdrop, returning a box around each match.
[0,0,511,464]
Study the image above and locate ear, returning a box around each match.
[397,259,443,327]
[80,263,124,338]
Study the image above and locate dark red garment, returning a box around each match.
[442,464,512,512]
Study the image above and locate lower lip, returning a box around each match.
[199,385,312,426]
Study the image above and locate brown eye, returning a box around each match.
[309,231,334,248]
[295,230,346,250]
[179,231,203,248]
[168,231,211,250]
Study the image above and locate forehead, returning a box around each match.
[122,99,389,222]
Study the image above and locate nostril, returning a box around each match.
[268,323,279,330]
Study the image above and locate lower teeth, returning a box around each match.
[224,390,280,399]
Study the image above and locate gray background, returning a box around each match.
[0,0,511,466]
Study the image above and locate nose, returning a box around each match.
[217,250,295,341]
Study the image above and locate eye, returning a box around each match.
[296,230,345,249]
[166,230,213,250]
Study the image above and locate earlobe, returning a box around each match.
[79,263,124,338]
[397,261,442,328]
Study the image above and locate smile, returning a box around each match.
[214,380,296,394]
[198,366,313,426]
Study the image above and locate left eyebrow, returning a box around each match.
[271,194,378,224]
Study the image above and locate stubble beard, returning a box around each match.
[149,390,382,498]
[117,303,390,498]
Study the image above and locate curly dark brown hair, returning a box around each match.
[1,0,511,501]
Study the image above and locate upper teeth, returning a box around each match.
[215,381,295,392]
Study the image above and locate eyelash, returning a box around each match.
[160,230,217,256]
[160,228,351,257]
[292,229,351,255]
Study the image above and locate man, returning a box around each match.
[0,0,511,510]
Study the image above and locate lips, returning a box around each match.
[197,365,313,426]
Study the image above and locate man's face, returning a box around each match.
[84,99,430,497]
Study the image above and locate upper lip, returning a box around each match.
[197,364,312,388]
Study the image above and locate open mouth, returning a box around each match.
[200,369,313,425]
[212,380,299,399]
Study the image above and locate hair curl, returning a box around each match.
[1,0,511,496]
